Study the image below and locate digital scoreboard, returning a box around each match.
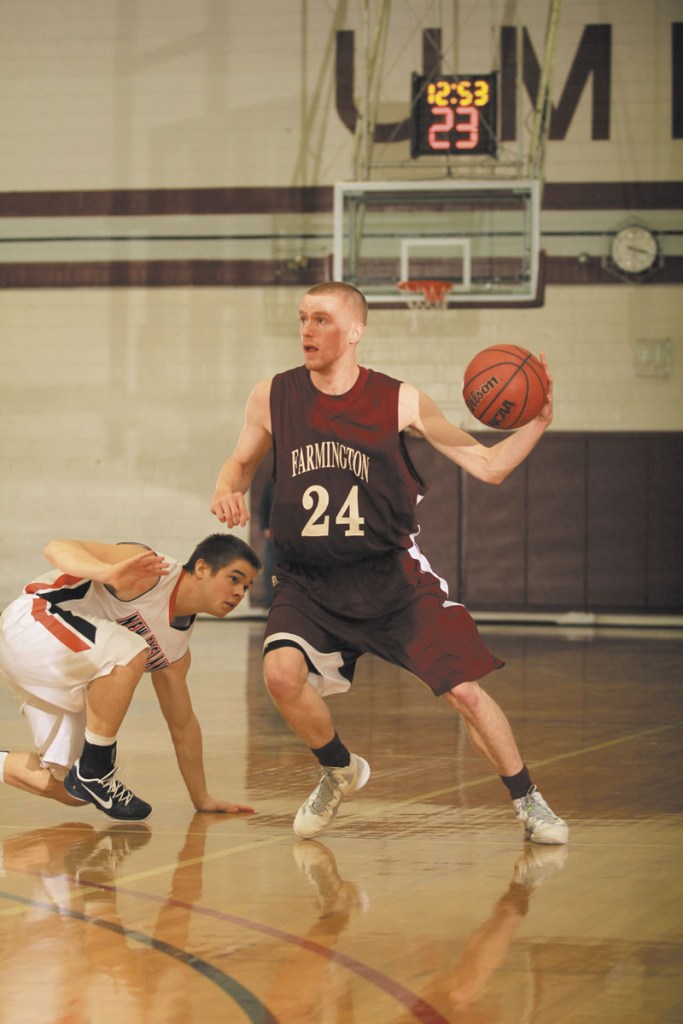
[411,73,497,158]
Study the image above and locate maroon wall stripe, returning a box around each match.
[0,187,333,218]
[0,182,681,217]
[1,255,681,290]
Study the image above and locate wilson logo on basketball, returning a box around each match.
[464,375,502,412]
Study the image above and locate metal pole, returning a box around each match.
[527,0,562,184]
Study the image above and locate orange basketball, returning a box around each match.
[462,345,549,430]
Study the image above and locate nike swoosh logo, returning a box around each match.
[80,783,113,809]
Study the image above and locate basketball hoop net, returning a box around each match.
[397,279,453,309]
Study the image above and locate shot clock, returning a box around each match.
[411,73,497,158]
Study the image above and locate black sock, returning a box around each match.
[80,740,117,777]
[311,732,350,768]
[500,765,533,800]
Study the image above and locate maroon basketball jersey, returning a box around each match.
[269,366,425,566]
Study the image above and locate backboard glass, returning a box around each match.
[332,179,541,306]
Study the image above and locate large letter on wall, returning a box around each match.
[673,24,683,138]
[501,24,611,141]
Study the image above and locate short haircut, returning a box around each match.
[305,281,368,325]
[183,534,261,574]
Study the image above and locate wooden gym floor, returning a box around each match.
[1,618,682,1023]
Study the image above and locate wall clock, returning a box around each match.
[610,225,659,276]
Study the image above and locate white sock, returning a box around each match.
[0,751,8,783]
[84,729,117,746]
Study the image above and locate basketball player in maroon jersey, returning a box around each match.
[211,282,568,845]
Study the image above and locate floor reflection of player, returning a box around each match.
[392,845,568,1023]
[0,815,248,1024]
[445,846,568,1016]
[0,820,152,1022]
[293,839,369,922]
[284,843,568,1023]
[260,840,370,1021]
[0,829,568,1022]
[136,814,243,1022]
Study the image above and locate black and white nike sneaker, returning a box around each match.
[64,760,152,821]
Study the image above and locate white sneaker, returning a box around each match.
[513,786,569,845]
[293,754,370,839]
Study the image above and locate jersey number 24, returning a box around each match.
[301,485,365,537]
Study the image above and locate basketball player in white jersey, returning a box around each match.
[0,533,260,820]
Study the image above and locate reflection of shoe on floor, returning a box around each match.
[293,840,369,916]
[513,844,568,890]
[66,822,152,886]
[513,787,569,845]
[64,761,152,821]
[1,823,97,875]
[293,754,370,839]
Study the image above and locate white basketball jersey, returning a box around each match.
[22,555,195,672]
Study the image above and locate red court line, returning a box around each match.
[109,883,450,1024]
[12,869,450,1024]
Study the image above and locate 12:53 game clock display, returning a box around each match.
[411,73,497,158]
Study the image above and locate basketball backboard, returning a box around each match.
[332,179,541,307]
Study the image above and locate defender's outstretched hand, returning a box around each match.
[107,549,169,591]
[195,794,255,814]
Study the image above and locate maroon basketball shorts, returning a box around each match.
[263,549,504,697]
